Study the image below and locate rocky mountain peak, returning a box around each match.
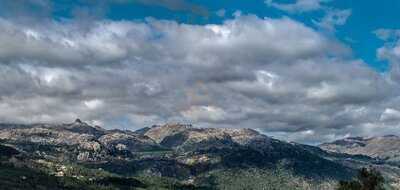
[51,119,107,137]
[75,118,83,123]
[69,118,92,127]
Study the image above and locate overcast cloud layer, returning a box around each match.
[1,7,400,144]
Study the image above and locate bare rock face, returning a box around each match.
[0,127,99,149]
[0,125,110,162]
[319,135,400,163]
[221,128,262,145]
[0,120,163,161]
[143,124,272,151]
[144,124,192,144]
[80,141,102,152]
[98,132,162,152]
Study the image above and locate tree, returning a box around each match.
[337,167,385,190]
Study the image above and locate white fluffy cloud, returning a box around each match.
[0,15,347,67]
[0,14,399,144]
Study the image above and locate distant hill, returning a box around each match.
[320,135,400,165]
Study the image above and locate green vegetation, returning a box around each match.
[135,175,201,190]
[196,168,336,190]
[2,159,400,190]
[0,162,113,190]
[336,168,390,190]
[135,150,173,157]
[0,156,197,189]
[0,144,398,190]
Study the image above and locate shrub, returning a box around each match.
[336,167,385,190]
[205,167,336,190]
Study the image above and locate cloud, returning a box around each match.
[0,15,348,67]
[376,29,400,63]
[0,0,53,20]
[265,0,351,33]
[216,9,226,18]
[375,29,400,89]
[181,106,229,122]
[313,9,352,32]
[0,14,399,144]
[265,0,330,13]
[84,99,104,110]
[132,0,208,16]
[380,108,400,122]
[375,29,400,41]
[0,0,208,25]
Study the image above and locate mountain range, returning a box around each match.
[0,119,399,189]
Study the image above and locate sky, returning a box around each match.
[1,0,400,144]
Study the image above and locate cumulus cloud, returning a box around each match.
[0,14,399,144]
[0,15,348,67]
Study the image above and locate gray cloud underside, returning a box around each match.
[0,14,400,144]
